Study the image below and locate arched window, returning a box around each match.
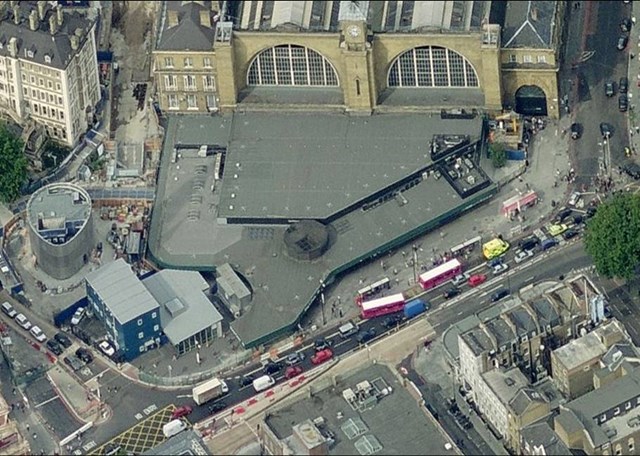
[247,45,339,87]
[388,46,479,88]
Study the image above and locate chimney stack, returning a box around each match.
[37,1,46,21]
[200,10,211,28]
[70,35,78,50]
[57,5,63,27]
[29,10,38,31]
[8,37,17,58]
[12,5,19,25]
[49,14,57,35]
[167,10,178,27]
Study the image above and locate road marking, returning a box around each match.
[82,441,96,452]
[176,394,191,398]
[86,368,110,384]
[134,412,143,420]
[143,404,157,415]
[34,396,58,408]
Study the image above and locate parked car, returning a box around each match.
[30,326,47,343]
[284,352,305,366]
[492,263,509,275]
[63,355,84,371]
[239,375,254,388]
[491,288,510,302]
[557,208,573,222]
[570,122,581,139]
[568,192,582,207]
[357,328,377,344]
[514,249,534,264]
[573,215,584,225]
[311,348,333,365]
[171,405,193,420]
[285,366,303,380]
[617,35,629,50]
[314,338,331,351]
[548,223,568,236]
[487,258,503,268]
[541,238,559,251]
[75,347,93,364]
[208,402,227,413]
[98,340,115,357]
[263,361,282,375]
[563,229,579,240]
[600,122,613,138]
[15,314,32,331]
[71,307,86,326]
[468,274,487,287]
[518,237,540,251]
[619,94,629,112]
[451,272,470,287]
[605,80,615,97]
[381,314,403,329]
[1,301,17,318]
[443,287,461,300]
[586,206,598,218]
[620,76,629,93]
[46,339,64,356]
[621,18,633,32]
[54,332,73,348]
[624,163,640,179]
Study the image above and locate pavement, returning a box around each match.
[629,3,640,156]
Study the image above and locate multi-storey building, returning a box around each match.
[152,0,565,118]
[0,0,100,146]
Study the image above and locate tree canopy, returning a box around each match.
[584,193,640,280]
[489,142,507,168]
[0,124,26,203]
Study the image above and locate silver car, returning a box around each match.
[451,273,470,287]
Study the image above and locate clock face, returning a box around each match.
[348,25,361,38]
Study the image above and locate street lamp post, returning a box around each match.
[319,280,326,326]
[412,244,419,284]
[168,365,172,378]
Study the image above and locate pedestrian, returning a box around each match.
[32,433,37,440]
[26,424,29,431]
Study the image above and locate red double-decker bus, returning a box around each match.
[419,258,463,290]
[360,293,406,319]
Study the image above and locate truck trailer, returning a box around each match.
[404,299,428,319]
[192,378,229,406]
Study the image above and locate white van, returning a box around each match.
[338,321,358,339]
[15,313,32,330]
[252,375,275,392]
[162,419,187,438]
[1,301,17,318]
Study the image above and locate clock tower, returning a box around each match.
[340,20,375,113]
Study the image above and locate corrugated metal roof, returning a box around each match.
[143,269,222,345]
[85,259,159,324]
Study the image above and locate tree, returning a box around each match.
[489,142,507,168]
[0,124,26,203]
[584,193,640,280]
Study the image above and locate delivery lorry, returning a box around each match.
[192,378,229,406]
[403,299,428,319]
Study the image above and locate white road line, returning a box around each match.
[86,368,110,384]
[34,396,58,408]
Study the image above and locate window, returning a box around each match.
[152,312,157,319]
[537,55,547,63]
[138,332,144,339]
[184,57,193,68]
[44,55,51,64]
[509,54,517,63]
[614,407,620,416]
[247,44,339,86]
[48,81,52,89]
[56,83,61,91]
[30,75,35,84]
[523,55,532,63]
[164,75,177,90]
[186,94,197,109]
[22,87,27,96]
[601,414,607,422]
[203,75,215,90]
[184,75,196,90]
[203,57,212,68]
[51,108,56,118]
[168,94,178,109]
[57,96,62,104]
[39,78,43,86]
[153,324,159,331]
[27,50,33,58]
[164,57,174,68]
[59,111,64,120]
[388,46,479,88]
[626,401,632,410]
[206,94,217,110]
[42,106,47,116]
[21,74,25,82]
[137,319,143,326]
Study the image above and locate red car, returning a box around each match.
[468,274,487,287]
[171,405,193,419]
[311,348,333,365]
[285,366,303,379]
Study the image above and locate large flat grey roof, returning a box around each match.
[28,183,91,227]
[142,269,222,345]
[148,114,495,347]
[265,363,449,455]
[217,112,483,220]
[85,259,159,324]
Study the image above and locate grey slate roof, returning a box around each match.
[502,1,556,49]
[461,326,495,357]
[142,269,222,345]
[85,259,159,324]
[521,420,571,455]
[157,1,216,51]
[485,317,516,347]
[0,1,93,70]
[528,298,560,329]
[506,307,538,337]
[509,387,546,416]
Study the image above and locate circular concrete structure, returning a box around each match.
[26,183,94,280]
[283,220,330,261]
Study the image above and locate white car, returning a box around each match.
[451,273,470,287]
[492,263,509,275]
[15,313,32,331]
[98,341,115,357]
[71,307,86,325]
[514,249,534,264]
[30,326,47,342]
[568,192,582,207]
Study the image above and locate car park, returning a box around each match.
[443,288,461,300]
[71,307,86,326]
[98,340,115,357]
[605,81,615,97]
[30,326,46,342]
[492,263,509,275]
[208,402,227,413]
[284,352,305,366]
[314,338,331,351]
[75,347,93,364]
[548,224,568,236]
[171,405,193,420]
[451,272,470,287]
[514,249,534,264]
[617,35,629,50]
[491,288,510,302]
[285,366,303,380]
[263,361,282,375]
[1,301,17,318]
[54,332,73,348]
[15,313,32,331]
[563,229,578,240]
[357,328,377,344]
[619,94,629,112]
[568,192,582,207]
[381,314,403,329]
[620,76,629,93]
[46,339,64,356]
[468,274,487,287]
[311,348,333,365]
[570,123,581,139]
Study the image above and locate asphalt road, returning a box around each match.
[563,1,631,188]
